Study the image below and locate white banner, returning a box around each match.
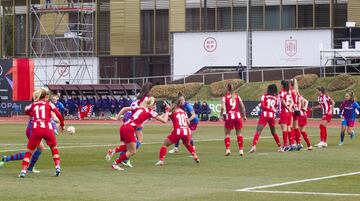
[173,32,247,76]
[173,30,332,76]
[252,30,332,67]
[34,57,99,86]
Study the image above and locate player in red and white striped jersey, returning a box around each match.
[220,83,247,156]
[107,97,169,171]
[290,79,303,151]
[313,87,335,148]
[249,84,282,153]
[278,80,294,151]
[297,95,313,150]
[155,100,199,166]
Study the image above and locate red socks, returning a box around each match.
[51,148,61,167]
[185,144,196,156]
[224,136,230,150]
[237,135,243,150]
[115,145,127,153]
[22,152,32,171]
[319,125,327,142]
[289,128,295,145]
[272,133,281,147]
[252,132,260,146]
[282,131,289,146]
[301,131,311,147]
[115,153,128,165]
[159,146,167,161]
[295,128,301,144]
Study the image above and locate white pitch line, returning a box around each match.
[240,190,360,197]
[236,171,360,192]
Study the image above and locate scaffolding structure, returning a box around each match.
[29,0,96,86]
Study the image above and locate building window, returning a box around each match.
[217,7,232,31]
[251,6,264,30]
[315,1,330,28]
[201,0,216,31]
[186,8,201,31]
[155,9,169,54]
[265,5,280,30]
[141,10,154,54]
[298,3,313,28]
[233,6,247,30]
[281,4,296,29]
[333,1,347,27]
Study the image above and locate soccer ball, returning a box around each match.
[67,126,76,135]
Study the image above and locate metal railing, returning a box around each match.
[35,64,360,87]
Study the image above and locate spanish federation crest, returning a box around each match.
[285,37,297,57]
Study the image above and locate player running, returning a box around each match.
[168,92,199,154]
[0,89,60,172]
[19,88,65,178]
[120,82,153,167]
[107,97,169,171]
[339,91,360,146]
[249,84,282,153]
[313,87,334,148]
[278,80,294,151]
[220,83,247,156]
[155,100,200,166]
[297,94,313,150]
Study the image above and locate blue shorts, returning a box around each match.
[342,119,355,127]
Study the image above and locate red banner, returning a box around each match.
[6,59,34,101]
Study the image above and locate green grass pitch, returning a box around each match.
[0,122,359,201]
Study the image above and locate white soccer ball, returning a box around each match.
[67,126,76,135]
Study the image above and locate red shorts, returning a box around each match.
[26,128,32,139]
[322,114,332,123]
[258,116,276,127]
[293,112,299,121]
[279,112,292,126]
[224,118,242,130]
[298,115,307,127]
[120,124,137,144]
[27,128,56,150]
[167,128,192,145]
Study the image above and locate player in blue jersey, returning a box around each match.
[339,91,360,146]
[0,88,60,171]
[169,92,199,154]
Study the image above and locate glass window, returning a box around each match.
[251,6,264,30]
[265,6,280,30]
[201,0,216,31]
[141,10,154,54]
[217,7,232,31]
[155,9,169,54]
[282,5,296,29]
[333,1,347,27]
[233,6,247,30]
[298,4,314,28]
[186,8,201,31]
[315,1,330,27]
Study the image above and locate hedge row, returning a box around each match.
[294,74,318,89]
[209,79,244,97]
[327,74,354,91]
[150,83,203,99]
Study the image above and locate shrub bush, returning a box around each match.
[294,74,318,89]
[327,74,354,91]
[209,79,244,97]
[150,83,203,99]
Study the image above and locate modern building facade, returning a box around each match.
[1,0,359,83]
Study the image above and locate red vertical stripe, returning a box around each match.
[12,58,34,101]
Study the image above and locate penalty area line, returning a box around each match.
[235,171,360,196]
[239,190,360,197]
